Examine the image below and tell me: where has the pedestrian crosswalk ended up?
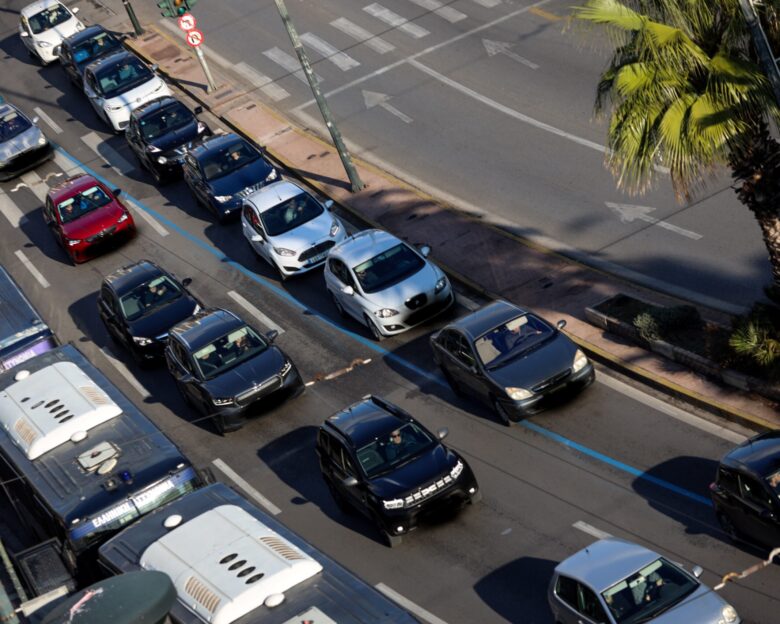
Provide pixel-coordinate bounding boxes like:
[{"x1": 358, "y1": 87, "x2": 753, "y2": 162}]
[{"x1": 364, "y1": 4, "x2": 431, "y2": 39}]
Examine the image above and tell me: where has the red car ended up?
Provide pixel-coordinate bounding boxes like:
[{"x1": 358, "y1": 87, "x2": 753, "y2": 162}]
[{"x1": 44, "y1": 174, "x2": 136, "y2": 263}]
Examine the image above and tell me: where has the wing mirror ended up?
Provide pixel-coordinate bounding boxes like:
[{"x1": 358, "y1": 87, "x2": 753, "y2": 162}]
[
  {"x1": 436, "y1": 427, "x2": 449, "y2": 440},
  {"x1": 32, "y1": 116, "x2": 40, "y2": 124},
  {"x1": 342, "y1": 476, "x2": 358, "y2": 488},
  {"x1": 20, "y1": 31, "x2": 29, "y2": 38},
  {"x1": 419, "y1": 244, "x2": 431, "y2": 258},
  {"x1": 691, "y1": 565, "x2": 703, "y2": 578},
  {"x1": 112, "y1": 188, "x2": 122, "y2": 197},
  {"x1": 341, "y1": 285, "x2": 355, "y2": 296},
  {"x1": 266, "y1": 329, "x2": 279, "y2": 342},
  {"x1": 194, "y1": 106, "x2": 203, "y2": 115},
  {"x1": 250, "y1": 234, "x2": 264, "y2": 243},
  {"x1": 324, "y1": 199, "x2": 334, "y2": 209},
  {"x1": 151, "y1": 63, "x2": 159, "y2": 72},
  {"x1": 556, "y1": 320, "x2": 567, "y2": 330},
  {"x1": 182, "y1": 277, "x2": 193, "y2": 287},
  {"x1": 72, "y1": 7, "x2": 80, "y2": 13}
]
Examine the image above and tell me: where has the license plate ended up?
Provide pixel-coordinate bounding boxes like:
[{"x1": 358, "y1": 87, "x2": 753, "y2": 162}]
[{"x1": 308, "y1": 251, "x2": 327, "y2": 265}]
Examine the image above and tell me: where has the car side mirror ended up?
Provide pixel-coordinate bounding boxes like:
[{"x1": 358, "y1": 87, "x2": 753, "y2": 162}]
[
  {"x1": 72, "y1": 6, "x2": 80, "y2": 13},
  {"x1": 342, "y1": 476, "x2": 358, "y2": 488},
  {"x1": 266, "y1": 329, "x2": 279, "y2": 342},
  {"x1": 556, "y1": 319, "x2": 567, "y2": 330},
  {"x1": 112, "y1": 188, "x2": 122, "y2": 197},
  {"x1": 436, "y1": 427, "x2": 449, "y2": 440},
  {"x1": 341, "y1": 285, "x2": 355, "y2": 296},
  {"x1": 151, "y1": 63, "x2": 159, "y2": 72},
  {"x1": 691, "y1": 565, "x2": 703, "y2": 578},
  {"x1": 419, "y1": 244, "x2": 431, "y2": 257},
  {"x1": 194, "y1": 106, "x2": 203, "y2": 115},
  {"x1": 182, "y1": 277, "x2": 193, "y2": 287},
  {"x1": 760, "y1": 508, "x2": 775, "y2": 520},
  {"x1": 20, "y1": 31, "x2": 29, "y2": 38},
  {"x1": 250, "y1": 234, "x2": 264, "y2": 242},
  {"x1": 324, "y1": 199, "x2": 334, "y2": 209}
]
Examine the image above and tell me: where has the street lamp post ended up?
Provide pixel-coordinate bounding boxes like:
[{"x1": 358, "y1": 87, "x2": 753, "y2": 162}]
[{"x1": 122, "y1": 0, "x2": 144, "y2": 37}]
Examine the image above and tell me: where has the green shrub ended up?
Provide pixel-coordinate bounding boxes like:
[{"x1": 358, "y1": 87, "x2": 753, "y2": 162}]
[
  {"x1": 633, "y1": 304, "x2": 702, "y2": 342},
  {"x1": 730, "y1": 304, "x2": 780, "y2": 369}
]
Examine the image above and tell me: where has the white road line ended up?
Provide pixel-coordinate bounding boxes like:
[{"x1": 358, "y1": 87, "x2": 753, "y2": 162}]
[
  {"x1": 300, "y1": 32, "x2": 361, "y2": 71},
  {"x1": 19, "y1": 171, "x2": 49, "y2": 204},
  {"x1": 234, "y1": 62, "x2": 290, "y2": 101},
  {"x1": 33, "y1": 107, "x2": 63, "y2": 134},
  {"x1": 471, "y1": 0, "x2": 501, "y2": 7},
  {"x1": 123, "y1": 197, "x2": 169, "y2": 237},
  {"x1": 573, "y1": 521, "x2": 613, "y2": 540},
  {"x1": 408, "y1": 0, "x2": 467, "y2": 23},
  {"x1": 53, "y1": 150, "x2": 85, "y2": 176},
  {"x1": 375, "y1": 583, "x2": 449, "y2": 624},
  {"x1": 99, "y1": 347, "x2": 151, "y2": 399},
  {"x1": 14, "y1": 250, "x2": 49, "y2": 288},
  {"x1": 0, "y1": 190, "x2": 27, "y2": 227},
  {"x1": 212, "y1": 458, "x2": 281, "y2": 515},
  {"x1": 364, "y1": 4, "x2": 431, "y2": 39},
  {"x1": 263, "y1": 47, "x2": 323, "y2": 84},
  {"x1": 456, "y1": 293, "x2": 480, "y2": 311},
  {"x1": 597, "y1": 372, "x2": 748, "y2": 443},
  {"x1": 330, "y1": 18, "x2": 395, "y2": 54},
  {"x1": 227, "y1": 290, "x2": 285, "y2": 335},
  {"x1": 81, "y1": 132, "x2": 136, "y2": 175}
]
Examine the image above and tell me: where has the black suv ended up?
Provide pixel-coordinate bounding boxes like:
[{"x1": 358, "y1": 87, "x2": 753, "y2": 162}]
[
  {"x1": 316, "y1": 396, "x2": 481, "y2": 547},
  {"x1": 710, "y1": 430, "x2": 780, "y2": 550}
]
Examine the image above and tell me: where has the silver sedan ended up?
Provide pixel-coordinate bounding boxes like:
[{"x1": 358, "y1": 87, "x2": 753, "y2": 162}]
[
  {"x1": 0, "y1": 101, "x2": 52, "y2": 181},
  {"x1": 324, "y1": 229, "x2": 453, "y2": 339}
]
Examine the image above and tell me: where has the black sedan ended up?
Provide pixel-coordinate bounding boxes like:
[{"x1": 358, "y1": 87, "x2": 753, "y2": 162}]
[
  {"x1": 316, "y1": 395, "x2": 480, "y2": 547},
  {"x1": 165, "y1": 308, "x2": 303, "y2": 434},
  {"x1": 430, "y1": 300, "x2": 595, "y2": 425},
  {"x1": 182, "y1": 133, "x2": 280, "y2": 222},
  {"x1": 98, "y1": 259, "x2": 201, "y2": 365},
  {"x1": 125, "y1": 96, "x2": 210, "y2": 184},
  {"x1": 58, "y1": 25, "x2": 123, "y2": 88}
]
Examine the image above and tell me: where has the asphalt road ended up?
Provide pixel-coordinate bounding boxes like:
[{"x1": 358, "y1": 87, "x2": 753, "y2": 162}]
[{"x1": 1, "y1": 2, "x2": 779, "y2": 623}]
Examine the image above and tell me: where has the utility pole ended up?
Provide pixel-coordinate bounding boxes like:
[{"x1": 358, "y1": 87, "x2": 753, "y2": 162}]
[
  {"x1": 272, "y1": 0, "x2": 365, "y2": 192},
  {"x1": 739, "y1": 0, "x2": 780, "y2": 105}
]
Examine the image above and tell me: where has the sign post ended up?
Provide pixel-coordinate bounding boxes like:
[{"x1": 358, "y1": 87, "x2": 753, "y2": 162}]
[{"x1": 179, "y1": 18, "x2": 216, "y2": 93}]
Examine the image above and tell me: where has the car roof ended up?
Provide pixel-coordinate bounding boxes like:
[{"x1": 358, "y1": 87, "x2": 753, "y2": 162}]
[
  {"x1": 446, "y1": 300, "x2": 528, "y2": 341},
  {"x1": 324, "y1": 397, "x2": 406, "y2": 448},
  {"x1": 245, "y1": 180, "x2": 305, "y2": 213},
  {"x1": 330, "y1": 229, "x2": 402, "y2": 267},
  {"x1": 63, "y1": 24, "x2": 107, "y2": 46},
  {"x1": 48, "y1": 173, "x2": 102, "y2": 203},
  {"x1": 555, "y1": 538, "x2": 660, "y2": 593},
  {"x1": 189, "y1": 132, "x2": 245, "y2": 159},
  {"x1": 85, "y1": 49, "x2": 138, "y2": 74},
  {"x1": 104, "y1": 260, "x2": 165, "y2": 295},
  {"x1": 21, "y1": 0, "x2": 63, "y2": 18},
  {"x1": 0, "y1": 102, "x2": 27, "y2": 121},
  {"x1": 170, "y1": 308, "x2": 242, "y2": 350},
  {"x1": 722, "y1": 431, "x2": 780, "y2": 478},
  {"x1": 130, "y1": 95, "x2": 187, "y2": 121}
]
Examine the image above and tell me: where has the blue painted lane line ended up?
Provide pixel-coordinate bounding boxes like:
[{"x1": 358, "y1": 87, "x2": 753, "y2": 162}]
[{"x1": 53, "y1": 145, "x2": 713, "y2": 510}]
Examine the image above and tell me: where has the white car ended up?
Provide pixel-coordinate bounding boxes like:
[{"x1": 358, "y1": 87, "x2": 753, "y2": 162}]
[
  {"x1": 19, "y1": 0, "x2": 83, "y2": 65},
  {"x1": 240, "y1": 180, "x2": 346, "y2": 279},
  {"x1": 83, "y1": 50, "x2": 171, "y2": 132}
]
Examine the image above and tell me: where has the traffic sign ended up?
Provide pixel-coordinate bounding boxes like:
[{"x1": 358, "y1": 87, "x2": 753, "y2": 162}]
[
  {"x1": 178, "y1": 13, "x2": 196, "y2": 31},
  {"x1": 185, "y1": 28, "x2": 204, "y2": 47}
]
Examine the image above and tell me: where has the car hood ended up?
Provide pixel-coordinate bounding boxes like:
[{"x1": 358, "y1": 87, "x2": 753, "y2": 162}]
[
  {"x1": 148, "y1": 121, "x2": 202, "y2": 153},
  {"x1": 362, "y1": 262, "x2": 441, "y2": 308},
  {"x1": 0, "y1": 126, "x2": 46, "y2": 162},
  {"x1": 369, "y1": 445, "x2": 457, "y2": 498},
  {"x1": 202, "y1": 346, "x2": 285, "y2": 397},
  {"x1": 31, "y1": 18, "x2": 82, "y2": 46},
  {"x1": 105, "y1": 76, "x2": 169, "y2": 109},
  {"x1": 650, "y1": 585, "x2": 734, "y2": 623},
  {"x1": 61, "y1": 201, "x2": 125, "y2": 239},
  {"x1": 268, "y1": 211, "x2": 333, "y2": 251},
  {"x1": 127, "y1": 295, "x2": 198, "y2": 340},
  {"x1": 487, "y1": 333, "x2": 577, "y2": 389},
  {"x1": 208, "y1": 158, "x2": 275, "y2": 197}
]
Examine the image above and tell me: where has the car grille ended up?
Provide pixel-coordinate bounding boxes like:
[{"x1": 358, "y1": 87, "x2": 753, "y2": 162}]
[
  {"x1": 235, "y1": 375, "x2": 282, "y2": 407},
  {"x1": 403, "y1": 471, "x2": 457, "y2": 507},
  {"x1": 235, "y1": 182, "x2": 265, "y2": 199},
  {"x1": 405, "y1": 293, "x2": 428, "y2": 310},
  {"x1": 532, "y1": 369, "x2": 572, "y2": 393},
  {"x1": 405, "y1": 293, "x2": 452, "y2": 327},
  {"x1": 87, "y1": 225, "x2": 117, "y2": 243},
  {"x1": 299, "y1": 240, "x2": 335, "y2": 262}
]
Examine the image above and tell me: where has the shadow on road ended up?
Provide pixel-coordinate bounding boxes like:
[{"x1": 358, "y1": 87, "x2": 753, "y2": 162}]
[{"x1": 474, "y1": 556, "x2": 557, "y2": 623}]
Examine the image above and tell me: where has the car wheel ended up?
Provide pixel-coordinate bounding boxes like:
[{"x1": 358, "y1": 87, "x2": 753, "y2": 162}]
[
  {"x1": 442, "y1": 368, "x2": 465, "y2": 398},
  {"x1": 492, "y1": 397, "x2": 513, "y2": 426},
  {"x1": 717, "y1": 512, "x2": 740, "y2": 542},
  {"x1": 364, "y1": 314, "x2": 384, "y2": 341},
  {"x1": 330, "y1": 291, "x2": 346, "y2": 317}
]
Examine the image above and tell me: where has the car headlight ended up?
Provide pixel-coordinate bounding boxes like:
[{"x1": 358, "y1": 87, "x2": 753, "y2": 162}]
[
  {"x1": 117, "y1": 212, "x2": 130, "y2": 223},
  {"x1": 37, "y1": 135, "x2": 47, "y2": 146},
  {"x1": 450, "y1": 460, "x2": 464, "y2": 480},
  {"x1": 280, "y1": 360, "x2": 292, "y2": 376},
  {"x1": 214, "y1": 195, "x2": 233, "y2": 203},
  {"x1": 434, "y1": 276, "x2": 448, "y2": 293},
  {"x1": 382, "y1": 498, "x2": 404, "y2": 510},
  {"x1": 329, "y1": 219, "x2": 340, "y2": 237},
  {"x1": 720, "y1": 605, "x2": 738, "y2": 624},
  {"x1": 505, "y1": 387, "x2": 533, "y2": 400},
  {"x1": 157, "y1": 156, "x2": 168, "y2": 164},
  {"x1": 212, "y1": 397, "x2": 235, "y2": 406},
  {"x1": 132, "y1": 336, "x2": 153, "y2": 346},
  {"x1": 67, "y1": 239, "x2": 81, "y2": 246},
  {"x1": 374, "y1": 308, "x2": 399, "y2": 318},
  {"x1": 36, "y1": 41, "x2": 52, "y2": 48},
  {"x1": 273, "y1": 247, "x2": 296, "y2": 257},
  {"x1": 146, "y1": 145, "x2": 162, "y2": 153},
  {"x1": 265, "y1": 169, "x2": 278, "y2": 182},
  {"x1": 572, "y1": 349, "x2": 589, "y2": 373}
]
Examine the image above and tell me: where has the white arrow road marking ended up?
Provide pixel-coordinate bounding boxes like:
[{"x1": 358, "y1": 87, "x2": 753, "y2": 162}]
[
  {"x1": 14, "y1": 250, "x2": 49, "y2": 288},
  {"x1": 375, "y1": 584, "x2": 449, "y2": 624},
  {"x1": 0, "y1": 190, "x2": 27, "y2": 227},
  {"x1": 81, "y1": 132, "x2": 136, "y2": 176},
  {"x1": 227, "y1": 290, "x2": 285, "y2": 335},
  {"x1": 482, "y1": 38, "x2": 538, "y2": 69},
  {"x1": 33, "y1": 107, "x2": 62, "y2": 134},
  {"x1": 212, "y1": 459, "x2": 281, "y2": 515},
  {"x1": 300, "y1": 32, "x2": 360, "y2": 71},
  {"x1": 606, "y1": 202, "x2": 702, "y2": 240},
  {"x1": 19, "y1": 171, "x2": 49, "y2": 204},
  {"x1": 408, "y1": 0, "x2": 467, "y2": 23},
  {"x1": 331, "y1": 18, "x2": 395, "y2": 54},
  {"x1": 362, "y1": 90, "x2": 413, "y2": 123},
  {"x1": 364, "y1": 4, "x2": 430, "y2": 38},
  {"x1": 263, "y1": 47, "x2": 323, "y2": 84}
]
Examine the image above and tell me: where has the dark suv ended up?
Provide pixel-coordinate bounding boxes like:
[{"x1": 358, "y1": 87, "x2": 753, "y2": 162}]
[
  {"x1": 316, "y1": 395, "x2": 481, "y2": 547},
  {"x1": 710, "y1": 430, "x2": 780, "y2": 550}
]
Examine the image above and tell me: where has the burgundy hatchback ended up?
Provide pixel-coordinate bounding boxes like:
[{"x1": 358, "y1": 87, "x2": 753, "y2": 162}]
[{"x1": 44, "y1": 174, "x2": 135, "y2": 263}]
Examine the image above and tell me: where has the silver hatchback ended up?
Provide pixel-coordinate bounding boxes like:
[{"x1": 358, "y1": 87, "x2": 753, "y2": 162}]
[
  {"x1": 324, "y1": 229, "x2": 453, "y2": 339},
  {"x1": 0, "y1": 101, "x2": 52, "y2": 181},
  {"x1": 548, "y1": 538, "x2": 739, "y2": 624}
]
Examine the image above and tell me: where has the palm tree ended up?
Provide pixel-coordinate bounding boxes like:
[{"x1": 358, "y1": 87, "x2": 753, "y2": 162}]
[{"x1": 572, "y1": 0, "x2": 780, "y2": 300}]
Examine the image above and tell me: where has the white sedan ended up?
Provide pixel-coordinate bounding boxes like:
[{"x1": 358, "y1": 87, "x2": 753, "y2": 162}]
[
  {"x1": 240, "y1": 180, "x2": 346, "y2": 279},
  {"x1": 19, "y1": 0, "x2": 83, "y2": 65}
]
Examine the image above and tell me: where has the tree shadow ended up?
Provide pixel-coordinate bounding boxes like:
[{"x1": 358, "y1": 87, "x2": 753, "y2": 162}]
[{"x1": 474, "y1": 556, "x2": 557, "y2": 623}]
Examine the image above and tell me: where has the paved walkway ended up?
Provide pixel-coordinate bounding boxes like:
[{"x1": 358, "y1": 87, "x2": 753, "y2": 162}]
[{"x1": 117, "y1": 21, "x2": 778, "y2": 431}]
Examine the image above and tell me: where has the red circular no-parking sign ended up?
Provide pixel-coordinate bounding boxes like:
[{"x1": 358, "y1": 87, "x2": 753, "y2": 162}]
[
  {"x1": 178, "y1": 13, "x2": 196, "y2": 31},
  {"x1": 185, "y1": 29, "x2": 204, "y2": 48}
]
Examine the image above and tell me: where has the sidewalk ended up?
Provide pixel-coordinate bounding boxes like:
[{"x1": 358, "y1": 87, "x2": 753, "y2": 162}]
[{"x1": 117, "y1": 20, "x2": 778, "y2": 431}]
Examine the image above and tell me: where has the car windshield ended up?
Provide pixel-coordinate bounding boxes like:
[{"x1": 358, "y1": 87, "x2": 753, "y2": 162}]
[
  {"x1": 193, "y1": 325, "x2": 267, "y2": 379},
  {"x1": 356, "y1": 422, "x2": 436, "y2": 478},
  {"x1": 139, "y1": 102, "x2": 193, "y2": 140},
  {"x1": 28, "y1": 5, "x2": 72, "y2": 34},
  {"x1": 72, "y1": 31, "x2": 121, "y2": 67},
  {"x1": 601, "y1": 558, "x2": 699, "y2": 624},
  {"x1": 352, "y1": 243, "x2": 425, "y2": 294},
  {"x1": 199, "y1": 141, "x2": 259, "y2": 180},
  {"x1": 0, "y1": 110, "x2": 32, "y2": 142},
  {"x1": 475, "y1": 313, "x2": 553, "y2": 369},
  {"x1": 119, "y1": 275, "x2": 183, "y2": 321},
  {"x1": 260, "y1": 192, "x2": 323, "y2": 236},
  {"x1": 57, "y1": 185, "x2": 112, "y2": 223},
  {"x1": 96, "y1": 58, "x2": 153, "y2": 99}
]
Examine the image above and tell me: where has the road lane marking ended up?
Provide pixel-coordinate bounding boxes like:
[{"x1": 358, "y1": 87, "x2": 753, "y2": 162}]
[
  {"x1": 0, "y1": 190, "x2": 27, "y2": 227},
  {"x1": 33, "y1": 107, "x2": 63, "y2": 134},
  {"x1": 14, "y1": 250, "x2": 49, "y2": 288},
  {"x1": 212, "y1": 458, "x2": 281, "y2": 515},
  {"x1": 330, "y1": 18, "x2": 395, "y2": 54},
  {"x1": 408, "y1": 0, "x2": 467, "y2": 22},
  {"x1": 300, "y1": 33, "x2": 360, "y2": 71},
  {"x1": 471, "y1": 0, "x2": 501, "y2": 6},
  {"x1": 362, "y1": 90, "x2": 413, "y2": 123},
  {"x1": 234, "y1": 62, "x2": 290, "y2": 101},
  {"x1": 123, "y1": 197, "x2": 169, "y2": 237},
  {"x1": 227, "y1": 290, "x2": 285, "y2": 334},
  {"x1": 573, "y1": 521, "x2": 613, "y2": 540},
  {"x1": 81, "y1": 132, "x2": 136, "y2": 175},
  {"x1": 364, "y1": 4, "x2": 431, "y2": 38},
  {"x1": 263, "y1": 47, "x2": 323, "y2": 84},
  {"x1": 606, "y1": 202, "x2": 702, "y2": 240},
  {"x1": 456, "y1": 293, "x2": 480, "y2": 311},
  {"x1": 375, "y1": 583, "x2": 449, "y2": 624},
  {"x1": 482, "y1": 38, "x2": 539, "y2": 70},
  {"x1": 53, "y1": 149, "x2": 85, "y2": 176},
  {"x1": 98, "y1": 347, "x2": 151, "y2": 399},
  {"x1": 530, "y1": 6, "x2": 562, "y2": 20},
  {"x1": 19, "y1": 171, "x2": 49, "y2": 204}
]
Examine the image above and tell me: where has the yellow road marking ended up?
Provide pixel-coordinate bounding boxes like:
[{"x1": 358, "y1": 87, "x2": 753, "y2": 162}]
[{"x1": 530, "y1": 6, "x2": 563, "y2": 21}]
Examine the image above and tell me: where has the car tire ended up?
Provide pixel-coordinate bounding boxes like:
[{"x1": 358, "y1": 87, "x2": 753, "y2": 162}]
[
  {"x1": 330, "y1": 291, "x2": 346, "y2": 317},
  {"x1": 717, "y1": 512, "x2": 740, "y2": 542},
  {"x1": 492, "y1": 397, "x2": 513, "y2": 426},
  {"x1": 381, "y1": 529, "x2": 403, "y2": 548},
  {"x1": 364, "y1": 314, "x2": 384, "y2": 341}
]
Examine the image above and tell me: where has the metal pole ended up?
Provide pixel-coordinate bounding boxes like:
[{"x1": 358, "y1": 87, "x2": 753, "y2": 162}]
[
  {"x1": 272, "y1": 0, "x2": 365, "y2": 191},
  {"x1": 739, "y1": 0, "x2": 780, "y2": 106},
  {"x1": 122, "y1": 0, "x2": 144, "y2": 37},
  {"x1": 195, "y1": 46, "x2": 217, "y2": 93}
]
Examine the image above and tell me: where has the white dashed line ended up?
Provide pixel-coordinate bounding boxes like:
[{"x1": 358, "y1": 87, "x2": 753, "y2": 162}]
[
  {"x1": 123, "y1": 197, "x2": 170, "y2": 237},
  {"x1": 81, "y1": 131, "x2": 136, "y2": 175},
  {"x1": 33, "y1": 107, "x2": 63, "y2": 134},
  {"x1": 263, "y1": 47, "x2": 323, "y2": 84},
  {"x1": 456, "y1": 293, "x2": 481, "y2": 311},
  {"x1": 234, "y1": 62, "x2": 290, "y2": 102},
  {"x1": 375, "y1": 583, "x2": 449, "y2": 624},
  {"x1": 212, "y1": 458, "x2": 281, "y2": 515},
  {"x1": 300, "y1": 33, "x2": 360, "y2": 71},
  {"x1": 227, "y1": 290, "x2": 285, "y2": 335},
  {"x1": 53, "y1": 150, "x2": 85, "y2": 176},
  {"x1": 471, "y1": 0, "x2": 501, "y2": 7},
  {"x1": 364, "y1": 4, "x2": 431, "y2": 38},
  {"x1": 0, "y1": 190, "x2": 27, "y2": 227},
  {"x1": 573, "y1": 521, "x2": 613, "y2": 540},
  {"x1": 98, "y1": 347, "x2": 151, "y2": 399},
  {"x1": 330, "y1": 18, "x2": 395, "y2": 54},
  {"x1": 19, "y1": 171, "x2": 49, "y2": 204},
  {"x1": 14, "y1": 250, "x2": 49, "y2": 288},
  {"x1": 407, "y1": 0, "x2": 467, "y2": 23}
]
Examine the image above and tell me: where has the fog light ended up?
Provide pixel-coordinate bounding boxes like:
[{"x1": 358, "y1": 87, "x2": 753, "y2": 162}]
[
  {"x1": 396, "y1": 526, "x2": 404, "y2": 534},
  {"x1": 468, "y1": 487, "x2": 476, "y2": 494}
]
